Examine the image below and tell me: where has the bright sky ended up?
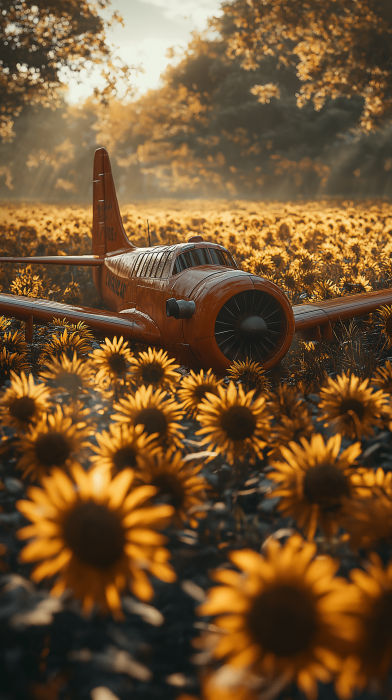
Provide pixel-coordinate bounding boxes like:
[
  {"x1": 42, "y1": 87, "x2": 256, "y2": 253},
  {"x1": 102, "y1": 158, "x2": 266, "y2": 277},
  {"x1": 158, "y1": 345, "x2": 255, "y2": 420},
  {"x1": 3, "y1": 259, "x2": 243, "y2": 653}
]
[{"x1": 63, "y1": 0, "x2": 224, "y2": 103}]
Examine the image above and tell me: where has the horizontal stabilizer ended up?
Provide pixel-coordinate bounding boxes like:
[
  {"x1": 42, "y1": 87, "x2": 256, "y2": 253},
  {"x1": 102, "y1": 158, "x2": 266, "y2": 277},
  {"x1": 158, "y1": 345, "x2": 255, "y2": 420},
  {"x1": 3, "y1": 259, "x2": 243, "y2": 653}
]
[{"x1": 0, "y1": 256, "x2": 104, "y2": 266}]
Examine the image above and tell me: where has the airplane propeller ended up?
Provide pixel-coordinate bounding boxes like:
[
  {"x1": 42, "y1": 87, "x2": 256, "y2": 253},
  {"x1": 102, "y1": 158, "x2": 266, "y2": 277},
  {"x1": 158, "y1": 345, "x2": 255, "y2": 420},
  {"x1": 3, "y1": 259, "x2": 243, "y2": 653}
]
[{"x1": 214, "y1": 288, "x2": 288, "y2": 365}]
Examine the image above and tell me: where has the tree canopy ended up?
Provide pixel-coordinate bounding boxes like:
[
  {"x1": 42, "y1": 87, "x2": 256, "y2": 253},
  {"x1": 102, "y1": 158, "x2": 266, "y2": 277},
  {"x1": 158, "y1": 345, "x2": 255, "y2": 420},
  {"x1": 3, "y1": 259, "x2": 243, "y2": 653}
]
[
  {"x1": 0, "y1": 0, "x2": 131, "y2": 142},
  {"x1": 221, "y1": 0, "x2": 392, "y2": 132},
  {"x1": 2, "y1": 7, "x2": 392, "y2": 200},
  {"x1": 95, "y1": 26, "x2": 363, "y2": 198}
]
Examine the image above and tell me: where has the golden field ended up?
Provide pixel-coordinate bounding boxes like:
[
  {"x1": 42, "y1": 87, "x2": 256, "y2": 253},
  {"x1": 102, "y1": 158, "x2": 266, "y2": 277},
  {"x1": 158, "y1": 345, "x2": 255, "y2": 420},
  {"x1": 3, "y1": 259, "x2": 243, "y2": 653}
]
[
  {"x1": 2, "y1": 199, "x2": 392, "y2": 307},
  {"x1": 2, "y1": 201, "x2": 392, "y2": 700}
]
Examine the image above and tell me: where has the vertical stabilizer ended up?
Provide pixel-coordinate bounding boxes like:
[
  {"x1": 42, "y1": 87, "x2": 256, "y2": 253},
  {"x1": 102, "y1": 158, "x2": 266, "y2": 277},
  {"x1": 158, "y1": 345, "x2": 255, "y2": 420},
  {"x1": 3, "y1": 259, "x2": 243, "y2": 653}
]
[{"x1": 92, "y1": 147, "x2": 135, "y2": 256}]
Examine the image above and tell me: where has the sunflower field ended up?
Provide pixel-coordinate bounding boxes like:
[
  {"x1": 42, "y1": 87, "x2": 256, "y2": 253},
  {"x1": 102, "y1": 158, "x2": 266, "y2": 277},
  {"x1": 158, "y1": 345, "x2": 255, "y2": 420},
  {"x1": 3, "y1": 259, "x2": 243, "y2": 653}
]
[{"x1": 3, "y1": 200, "x2": 392, "y2": 700}]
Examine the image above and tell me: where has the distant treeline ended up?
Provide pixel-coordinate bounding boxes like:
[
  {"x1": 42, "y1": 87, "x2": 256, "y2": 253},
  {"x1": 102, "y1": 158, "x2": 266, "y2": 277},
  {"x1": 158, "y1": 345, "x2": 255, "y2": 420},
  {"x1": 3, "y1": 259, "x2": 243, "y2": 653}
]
[{"x1": 1, "y1": 12, "x2": 392, "y2": 202}]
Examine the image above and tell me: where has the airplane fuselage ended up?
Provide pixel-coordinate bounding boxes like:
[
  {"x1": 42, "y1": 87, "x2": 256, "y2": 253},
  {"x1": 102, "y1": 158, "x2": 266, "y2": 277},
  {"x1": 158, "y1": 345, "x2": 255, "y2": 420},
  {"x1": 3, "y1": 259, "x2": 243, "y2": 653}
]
[{"x1": 96, "y1": 239, "x2": 259, "y2": 369}]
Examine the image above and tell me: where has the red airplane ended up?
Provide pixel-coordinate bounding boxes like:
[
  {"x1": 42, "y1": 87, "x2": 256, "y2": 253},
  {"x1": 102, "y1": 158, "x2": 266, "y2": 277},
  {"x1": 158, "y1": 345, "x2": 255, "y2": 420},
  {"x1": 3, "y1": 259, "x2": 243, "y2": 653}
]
[{"x1": 1, "y1": 147, "x2": 392, "y2": 374}]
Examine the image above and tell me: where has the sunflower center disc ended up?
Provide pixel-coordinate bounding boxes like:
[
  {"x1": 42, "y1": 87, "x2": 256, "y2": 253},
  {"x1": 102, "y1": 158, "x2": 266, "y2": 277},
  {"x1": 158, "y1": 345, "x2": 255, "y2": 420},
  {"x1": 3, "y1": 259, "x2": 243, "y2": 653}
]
[
  {"x1": 237, "y1": 316, "x2": 268, "y2": 342},
  {"x1": 64, "y1": 501, "x2": 125, "y2": 569},
  {"x1": 303, "y1": 463, "x2": 350, "y2": 509},
  {"x1": 367, "y1": 590, "x2": 392, "y2": 656},
  {"x1": 142, "y1": 365, "x2": 164, "y2": 384},
  {"x1": 113, "y1": 446, "x2": 137, "y2": 469},
  {"x1": 194, "y1": 384, "x2": 216, "y2": 401},
  {"x1": 56, "y1": 372, "x2": 81, "y2": 393},
  {"x1": 339, "y1": 398, "x2": 366, "y2": 420},
  {"x1": 10, "y1": 396, "x2": 36, "y2": 421},
  {"x1": 221, "y1": 405, "x2": 256, "y2": 441},
  {"x1": 35, "y1": 431, "x2": 72, "y2": 467},
  {"x1": 136, "y1": 407, "x2": 167, "y2": 436},
  {"x1": 153, "y1": 473, "x2": 184, "y2": 510},
  {"x1": 108, "y1": 353, "x2": 127, "y2": 375},
  {"x1": 248, "y1": 584, "x2": 317, "y2": 656}
]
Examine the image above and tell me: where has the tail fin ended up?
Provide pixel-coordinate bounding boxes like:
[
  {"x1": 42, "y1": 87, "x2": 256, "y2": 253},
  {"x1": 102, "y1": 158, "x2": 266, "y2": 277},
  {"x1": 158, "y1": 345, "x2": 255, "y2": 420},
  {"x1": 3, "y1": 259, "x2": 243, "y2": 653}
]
[{"x1": 92, "y1": 147, "x2": 135, "y2": 256}]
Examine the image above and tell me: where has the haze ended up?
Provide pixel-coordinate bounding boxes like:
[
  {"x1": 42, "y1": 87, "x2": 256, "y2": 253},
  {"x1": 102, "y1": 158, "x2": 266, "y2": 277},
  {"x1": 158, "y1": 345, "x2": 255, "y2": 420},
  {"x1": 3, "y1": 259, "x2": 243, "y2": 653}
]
[{"x1": 62, "y1": 0, "x2": 224, "y2": 102}]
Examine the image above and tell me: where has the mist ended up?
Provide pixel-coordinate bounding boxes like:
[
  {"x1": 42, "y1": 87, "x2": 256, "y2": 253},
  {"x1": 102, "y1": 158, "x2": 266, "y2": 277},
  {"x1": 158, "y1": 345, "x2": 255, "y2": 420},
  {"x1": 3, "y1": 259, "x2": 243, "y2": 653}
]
[{"x1": 1, "y1": 12, "x2": 392, "y2": 203}]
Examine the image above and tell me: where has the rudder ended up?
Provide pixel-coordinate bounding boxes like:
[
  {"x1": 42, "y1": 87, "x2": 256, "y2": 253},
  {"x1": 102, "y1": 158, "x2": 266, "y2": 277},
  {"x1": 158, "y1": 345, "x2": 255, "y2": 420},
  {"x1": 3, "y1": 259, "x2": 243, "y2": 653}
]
[{"x1": 92, "y1": 147, "x2": 135, "y2": 256}]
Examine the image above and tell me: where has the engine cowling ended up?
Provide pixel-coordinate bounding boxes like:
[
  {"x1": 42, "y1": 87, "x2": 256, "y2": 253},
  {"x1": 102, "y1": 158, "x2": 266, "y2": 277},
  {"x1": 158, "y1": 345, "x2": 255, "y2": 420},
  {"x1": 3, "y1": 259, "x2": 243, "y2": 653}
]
[{"x1": 182, "y1": 271, "x2": 295, "y2": 375}]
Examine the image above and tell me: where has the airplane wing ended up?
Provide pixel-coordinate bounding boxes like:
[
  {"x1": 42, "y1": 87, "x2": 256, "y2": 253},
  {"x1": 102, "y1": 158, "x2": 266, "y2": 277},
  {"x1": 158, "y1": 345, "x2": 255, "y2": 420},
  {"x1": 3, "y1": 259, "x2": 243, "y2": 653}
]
[
  {"x1": 293, "y1": 287, "x2": 392, "y2": 341},
  {"x1": 0, "y1": 256, "x2": 104, "y2": 266},
  {"x1": 0, "y1": 293, "x2": 162, "y2": 346}
]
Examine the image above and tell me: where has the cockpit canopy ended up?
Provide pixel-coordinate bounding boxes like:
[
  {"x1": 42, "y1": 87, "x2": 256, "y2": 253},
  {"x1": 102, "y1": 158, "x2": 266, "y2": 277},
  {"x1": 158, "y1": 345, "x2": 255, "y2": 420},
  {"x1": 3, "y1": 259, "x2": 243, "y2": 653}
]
[{"x1": 173, "y1": 246, "x2": 237, "y2": 275}]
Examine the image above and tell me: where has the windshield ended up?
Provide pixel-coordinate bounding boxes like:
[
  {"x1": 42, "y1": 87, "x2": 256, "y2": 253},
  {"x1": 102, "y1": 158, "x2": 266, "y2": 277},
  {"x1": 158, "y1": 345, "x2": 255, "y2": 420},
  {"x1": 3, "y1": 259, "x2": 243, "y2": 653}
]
[{"x1": 173, "y1": 247, "x2": 237, "y2": 275}]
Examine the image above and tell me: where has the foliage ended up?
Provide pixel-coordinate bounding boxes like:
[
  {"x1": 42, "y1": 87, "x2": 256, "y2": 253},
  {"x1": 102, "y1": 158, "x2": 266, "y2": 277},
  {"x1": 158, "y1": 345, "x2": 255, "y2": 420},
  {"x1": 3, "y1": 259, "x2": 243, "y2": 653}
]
[
  {"x1": 221, "y1": 0, "x2": 392, "y2": 132},
  {"x1": 3, "y1": 14, "x2": 392, "y2": 199},
  {"x1": 0, "y1": 0, "x2": 132, "y2": 143}
]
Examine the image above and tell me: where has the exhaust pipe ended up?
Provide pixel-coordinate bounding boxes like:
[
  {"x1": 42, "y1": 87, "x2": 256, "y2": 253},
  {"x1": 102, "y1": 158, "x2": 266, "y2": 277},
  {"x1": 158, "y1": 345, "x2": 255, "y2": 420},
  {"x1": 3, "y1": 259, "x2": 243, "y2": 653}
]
[{"x1": 166, "y1": 298, "x2": 196, "y2": 319}]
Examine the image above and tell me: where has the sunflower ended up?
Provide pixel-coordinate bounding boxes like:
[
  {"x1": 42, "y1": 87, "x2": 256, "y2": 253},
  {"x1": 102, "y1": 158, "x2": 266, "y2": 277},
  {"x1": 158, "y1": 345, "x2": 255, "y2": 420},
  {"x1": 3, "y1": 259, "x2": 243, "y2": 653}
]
[
  {"x1": 62, "y1": 281, "x2": 83, "y2": 305},
  {"x1": 267, "y1": 434, "x2": 362, "y2": 539},
  {"x1": 375, "y1": 305, "x2": 392, "y2": 348},
  {"x1": 266, "y1": 245, "x2": 289, "y2": 271},
  {"x1": 128, "y1": 347, "x2": 180, "y2": 391},
  {"x1": 372, "y1": 360, "x2": 392, "y2": 394},
  {"x1": 39, "y1": 352, "x2": 93, "y2": 399},
  {"x1": 338, "y1": 277, "x2": 353, "y2": 296},
  {"x1": 320, "y1": 242, "x2": 340, "y2": 263},
  {"x1": 293, "y1": 251, "x2": 321, "y2": 274},
  {"x1": 227, "y1": 359, "x2": 271, "y2": 394},
  {"x1": 40, "y1": 330, "x2": 91, "y2": 365},
  {"x1": 380, "y1": 243, "x2": 392, "y2": 267},
  {"x1": 16, "y1": 406, "x2": 90, "y2": 482},
  {"x1": 358, "y1": 255, "x2": 381, "y2": 277},
  {"x1": 267, "y1": 383, "x2": 308, "y2": 422},
  {"x1": 350, "y1": 275, "x2": 372, "y2": 294},
  {"x1": 0, "y1": 371, "x2": 52, "y2": 432},
  {"x1": 0, "y1": 349, "x2": 30, "y2": 379},
  {"x1": 16, "y1": 464, "x2": 176, "y2": 618},
  {"x1": 346, "y1": 237, "x2": 361, "y2": 258},
  {"x1": 318, "y1": 373, "x2": 388, "y2": 440},
  {"x1": 52, "y1": 317, "x2": 94, "y2": 342},
  {"x1": 340, "y1": 554, "x2": 392, "y2": 690},
  {"x1": 90, "y1": 423, "x2": 160, "y2": 474},
  {"x1": 113, "y1": 384, "x2": 184, "y2": 448},
  {"x1": 62, "y1": 400, "x2": 94, "y2": 431},
  {"x1": 0, "y1": 330, "x2": 28, "y2": 355},
  {"x1": 340, "y1": 469, "x2": 392, "y2": 550},
  {"x1": 312, "y1": 279, "x2": 340, "y2": 301},
  {"x1": 267, "y1": 411, "x2": 314, "y2": 462},
  {"x1": 0, "y1": 316, "x2": 11, "y2": 332},
  {"x1": 177, "y1": 671, "x2": 261, "y2": 700},
  {"x1": 88, "y1": 336, "x2": 133, "y2": 392},
  {"x1": 242, "y1": 253, "x2": 272, "y2": 277},
  {"x1": 280, "y1": 270, "x2": 298, "y2": 293},
  {"x1": 134, "y1": 447, "x2": 210, "y2": 528},
  {"x1": 10, "y1": 267, "x2": 44, "y2": 298},
  {"x1": 197, "y1": 534, "x2": 358, "y2": 700},
  {"x1": 178, "y1": 369, "x2": 222, "y2": 419},
  {"x1": 196, "y1": 382, "x2": 271, "y2": 465},
  {"x1": 297, "y1": 270, "x2": 319, "y2": 293}
]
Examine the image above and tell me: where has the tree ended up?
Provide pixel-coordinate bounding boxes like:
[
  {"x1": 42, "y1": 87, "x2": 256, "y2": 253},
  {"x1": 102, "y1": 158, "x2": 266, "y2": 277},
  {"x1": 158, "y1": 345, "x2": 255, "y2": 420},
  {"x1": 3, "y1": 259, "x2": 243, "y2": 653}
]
[
  {"x1": 221, "y1": 0, "x2": 392, "y2": 132},
  {"x1": 97, "y1": 26, "x2": 363, "y2": 198},
  {"x1": 0, "y1": 0, "x2": 132, "y2": 142},
  {"x1": 3, "y1": 10, "x2": 392, "y2": 200}
]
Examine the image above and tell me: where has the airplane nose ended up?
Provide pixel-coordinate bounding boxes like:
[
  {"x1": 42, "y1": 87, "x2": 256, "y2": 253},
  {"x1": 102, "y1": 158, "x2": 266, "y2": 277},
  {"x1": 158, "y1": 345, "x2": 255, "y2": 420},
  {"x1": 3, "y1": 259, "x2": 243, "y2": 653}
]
[{"x1": 237, "y1": 315, "x2": 268, "y2": 341}]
